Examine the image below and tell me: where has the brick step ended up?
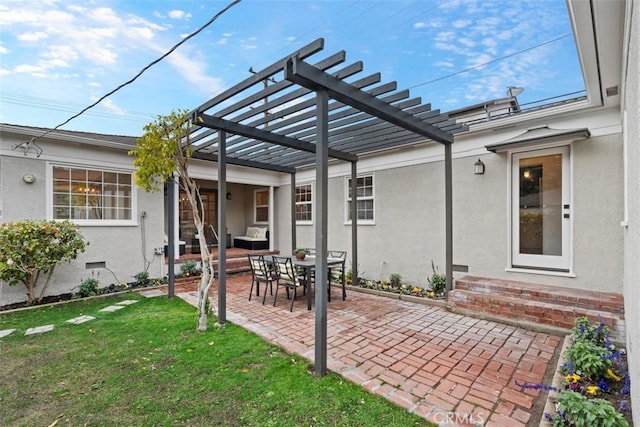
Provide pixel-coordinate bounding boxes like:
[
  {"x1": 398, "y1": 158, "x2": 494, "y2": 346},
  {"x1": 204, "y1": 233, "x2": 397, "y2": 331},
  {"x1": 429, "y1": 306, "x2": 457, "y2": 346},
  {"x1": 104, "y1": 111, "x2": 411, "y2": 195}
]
[{"x1": 455, "y1": 276, "x2": 624, "y2": 314}]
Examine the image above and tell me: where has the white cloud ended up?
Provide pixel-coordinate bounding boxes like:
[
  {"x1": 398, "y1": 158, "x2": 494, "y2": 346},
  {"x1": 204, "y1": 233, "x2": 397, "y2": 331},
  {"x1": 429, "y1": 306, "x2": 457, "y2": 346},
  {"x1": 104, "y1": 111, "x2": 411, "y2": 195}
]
[
  {"x1": 93, "y1": 97, "x2": 125, "y2": 115},
  {"x1": 458, "y1": 37, "x2": 476, "y2": 48},
  {"x1": 17, "y1": 31, "x2": 48, "y2": 42},
  {"x1": 0, "y1": 45, "x2": 9, "y2": 54},
  {"x1": 452, "y1": 19, "x2": 471, "y2": 29},
  {"x1": 0, "y1": 68, "x2": 10, "y2": 76},
  {"x1": 216, "y1": 38, "x2": 228, "y2": 45},
  {"x1": 88, "y1": 7, "x2": 121, "y2": 26},
  {"x1": 14, "y1": 64, "x2": 44, "y2": 74},
  {"x1": 435, "y1": 60, "x2": 454, "y2": 68},
  {"x1": 168, "y1": 10, "x2": 191, "y2": 20},
  {"x1": 414, "y1": 22, "x2": 426, "y2": 29},
  {"x1": 162, "y1": 49, "x2": 225, "y2": 94}
]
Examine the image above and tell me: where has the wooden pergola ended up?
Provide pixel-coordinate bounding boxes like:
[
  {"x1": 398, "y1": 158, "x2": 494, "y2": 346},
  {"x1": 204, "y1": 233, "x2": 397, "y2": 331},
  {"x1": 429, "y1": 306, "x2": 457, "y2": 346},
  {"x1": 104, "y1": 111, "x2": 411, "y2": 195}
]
[{"x1": 167, "y1": 38, "x2": 466, "y2": 375}]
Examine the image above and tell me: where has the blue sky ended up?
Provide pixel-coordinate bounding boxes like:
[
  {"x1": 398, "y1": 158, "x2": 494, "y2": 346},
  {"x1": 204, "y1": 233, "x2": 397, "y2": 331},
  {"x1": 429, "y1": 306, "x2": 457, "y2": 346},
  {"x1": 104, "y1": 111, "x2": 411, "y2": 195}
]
[{"x1": 0, "y1": 0, "x2": 584, "y2": 136}]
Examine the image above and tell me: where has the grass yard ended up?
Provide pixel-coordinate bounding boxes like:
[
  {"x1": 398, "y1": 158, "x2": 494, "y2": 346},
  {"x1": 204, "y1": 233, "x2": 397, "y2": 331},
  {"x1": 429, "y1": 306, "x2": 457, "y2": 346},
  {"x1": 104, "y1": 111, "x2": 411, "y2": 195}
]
[{"x1": 0, "y1": 293, "x2": 434, "y2": 427}]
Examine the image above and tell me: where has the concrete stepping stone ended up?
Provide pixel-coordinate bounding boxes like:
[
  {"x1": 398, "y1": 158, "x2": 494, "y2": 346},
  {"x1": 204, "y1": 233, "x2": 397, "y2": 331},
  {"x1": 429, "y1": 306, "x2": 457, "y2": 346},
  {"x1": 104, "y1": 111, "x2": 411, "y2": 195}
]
[
  {"x1": 115, "y1": 300, "x2": 138, "y2": 306},
  {"x1": 0, "y1": 329, "x2": 16, "y2": 338},
  {"x1": 66, "y1": 315, "x2": 96, "y2": 325},
  {"x1": 99, "y1": 305, "x2": 125, "y2": 313},
  {"x1": 25, "y1": 325, "x2": 54, "y2": 336},
  {"x1": 140, "y1": 290, "x2": 164, "y2": 298}
]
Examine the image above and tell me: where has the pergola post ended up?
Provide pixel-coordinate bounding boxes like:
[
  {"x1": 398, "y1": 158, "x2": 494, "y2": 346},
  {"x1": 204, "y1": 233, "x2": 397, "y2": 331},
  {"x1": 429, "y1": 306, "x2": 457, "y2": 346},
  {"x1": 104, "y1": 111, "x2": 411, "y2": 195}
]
[
  {"x1": 351, "y1": 161, "x2": 358, "y2": 286},
  {"x1": 314, "y1": 89, "x2": 329, "y2": 376},
  {"x1": 291, "y1": 173, "x2": 296, "y2": 252},
  {"x1": 445, "y1": 143, "x2": 453, "y2": 292},
  {"x1": 218, "y1": 130, "x2": 227, "y2": 324}
]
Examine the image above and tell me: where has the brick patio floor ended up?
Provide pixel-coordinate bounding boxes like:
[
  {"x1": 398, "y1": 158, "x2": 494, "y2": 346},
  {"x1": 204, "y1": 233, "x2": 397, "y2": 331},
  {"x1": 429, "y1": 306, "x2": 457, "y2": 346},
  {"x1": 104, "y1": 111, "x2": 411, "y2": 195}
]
[{"x1": 173, "y1": 274, "x2": 562, "y2": 427}]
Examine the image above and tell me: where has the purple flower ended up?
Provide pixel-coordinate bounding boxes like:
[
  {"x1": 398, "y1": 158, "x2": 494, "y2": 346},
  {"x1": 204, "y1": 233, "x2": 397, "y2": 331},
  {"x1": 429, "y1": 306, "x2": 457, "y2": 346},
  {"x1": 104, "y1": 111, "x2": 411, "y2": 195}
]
[
  {"x1": 619, "y1": 400, "x2": 628, "y2": 412},
  {"x1": 621, "y1": 375, "x2": 631, "y2": 395},
  {"x1": 597, "y1": 380, "x2": 609, "y2": 393}
]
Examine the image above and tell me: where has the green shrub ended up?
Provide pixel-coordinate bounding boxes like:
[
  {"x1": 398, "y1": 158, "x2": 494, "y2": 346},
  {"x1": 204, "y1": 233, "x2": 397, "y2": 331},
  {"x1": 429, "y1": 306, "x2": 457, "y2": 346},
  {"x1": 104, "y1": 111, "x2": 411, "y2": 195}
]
[
  {"x1": 572, "y1": 316, "x2": 610, "y2": 347},
  {"x1": 552, "y1": 390, "x2": 628, "y2": 427},
  {"x1": 427, "y1": 260, "x2": 446, "y2": 295},
  {"x1": 389, "y1": 273, "x2": 402, "y2": 287},
  {"x1": 179, "y1": 260, "x2": 201, "y2": 277},
  {"x1": 77, "y1": 273, "x2": 100, "y2": 298},
  {"x1": 565, "y1": 340, "x2": 612, "y2": 380},
  {"x1": 0, "y1": 219, "x2": 87, "y2": 304},
  {"x1": 133, "y1": 271, "x2": 151, "y2": 287}
]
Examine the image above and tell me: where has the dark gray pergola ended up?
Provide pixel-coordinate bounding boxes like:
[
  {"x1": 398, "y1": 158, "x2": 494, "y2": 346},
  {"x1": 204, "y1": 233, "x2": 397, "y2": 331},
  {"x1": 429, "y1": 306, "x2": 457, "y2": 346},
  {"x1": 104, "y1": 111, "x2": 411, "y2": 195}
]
[{"x1": 167, "y1": 38, "x2": 466, "y2": 375}]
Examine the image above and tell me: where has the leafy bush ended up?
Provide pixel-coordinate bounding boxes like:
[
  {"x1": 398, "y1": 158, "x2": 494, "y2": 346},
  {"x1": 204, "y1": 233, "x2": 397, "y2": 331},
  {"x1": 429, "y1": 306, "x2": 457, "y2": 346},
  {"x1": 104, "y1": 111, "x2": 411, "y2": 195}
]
[
  {"x1": 389, "y1": 273, "x2": 402, "y2": 287},
  {"x1": 77, "y1": 274, "x2": 100, "y2": 298},
  {"x1": 572, "y1": 317, "x2": 610, "y2": 347},
  {"x1": 565, "y1": 340, "x2": 612, "y2": 380},
  {"x1": 427, "y1": 260, "x2": 446, "y2": 295},
  {"x1": 0, "y1": 220, "x2": 87, "y2": 304},
  {"x1": 551, "y1": 390, "x2": 628, "y2": 427},
  {"x1": 133, "y1": 271, "x2": 151, "y2": 287},
  {"x1": 179, "y1": 260, "x2": 201, "y2": 277}
]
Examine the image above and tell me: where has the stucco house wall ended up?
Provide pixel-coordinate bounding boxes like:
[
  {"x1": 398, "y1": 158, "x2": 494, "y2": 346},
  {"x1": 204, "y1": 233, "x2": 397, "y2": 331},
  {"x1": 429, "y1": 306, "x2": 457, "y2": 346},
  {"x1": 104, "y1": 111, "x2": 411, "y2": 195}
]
[
  {"x1": 622, "y1": 0, "x2": 639, "y2": 423},
  {"x1": 282, "y1": 115, "x2": 624, "y2": 293},
  {"x1": 0, "y1": 128, "x2": 165, "y2": 306}
]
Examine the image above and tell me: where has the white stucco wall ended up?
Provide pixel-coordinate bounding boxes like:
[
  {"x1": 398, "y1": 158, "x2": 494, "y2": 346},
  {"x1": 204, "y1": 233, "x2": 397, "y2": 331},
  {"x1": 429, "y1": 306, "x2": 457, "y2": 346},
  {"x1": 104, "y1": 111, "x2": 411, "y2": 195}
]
[
  {"x1": 0, "y1": 136, "x2": 165, "y2": 306},
  {"x1": 278, "y1": 113, "x2": 624, "y2": 293},
  {"x1": 622, "y1": 1, "x2": 640, "y2": 423}
]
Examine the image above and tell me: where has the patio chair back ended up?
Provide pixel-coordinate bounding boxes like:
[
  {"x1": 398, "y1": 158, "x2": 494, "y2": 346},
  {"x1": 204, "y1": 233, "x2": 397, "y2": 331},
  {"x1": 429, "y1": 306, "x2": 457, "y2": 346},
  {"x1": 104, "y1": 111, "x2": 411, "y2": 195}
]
[
  {"x1": 272, "y1": 256, "x2": 306, "y2": 311},
  {"x1": 247, "y1": 254, "x2": 277, "y2": 304}
]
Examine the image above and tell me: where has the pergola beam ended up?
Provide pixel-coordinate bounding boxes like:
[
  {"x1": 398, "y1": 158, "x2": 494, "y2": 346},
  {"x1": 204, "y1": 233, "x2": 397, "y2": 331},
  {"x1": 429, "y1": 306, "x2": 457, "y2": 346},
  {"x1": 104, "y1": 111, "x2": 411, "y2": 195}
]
[
  {"x1": 285, "y1": 57, "x2": 454, "y2": 145},
  {"x1": 194, "y1": 113, "x2": 357, "y2": 163}
]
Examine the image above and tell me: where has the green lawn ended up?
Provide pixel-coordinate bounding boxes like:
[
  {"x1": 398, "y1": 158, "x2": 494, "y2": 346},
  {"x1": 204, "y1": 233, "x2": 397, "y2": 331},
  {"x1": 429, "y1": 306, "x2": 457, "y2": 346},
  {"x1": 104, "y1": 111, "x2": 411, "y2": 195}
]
[{"x1": 0, "y1": 293, "x2": 434, "y2": 426}]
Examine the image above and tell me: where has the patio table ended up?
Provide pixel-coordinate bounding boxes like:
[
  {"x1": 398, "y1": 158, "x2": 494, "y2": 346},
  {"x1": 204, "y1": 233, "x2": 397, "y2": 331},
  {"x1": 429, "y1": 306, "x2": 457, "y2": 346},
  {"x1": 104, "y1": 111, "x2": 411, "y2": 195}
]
[{"x1": 265, "y1": 256, "x2": 344, "y2": 310}]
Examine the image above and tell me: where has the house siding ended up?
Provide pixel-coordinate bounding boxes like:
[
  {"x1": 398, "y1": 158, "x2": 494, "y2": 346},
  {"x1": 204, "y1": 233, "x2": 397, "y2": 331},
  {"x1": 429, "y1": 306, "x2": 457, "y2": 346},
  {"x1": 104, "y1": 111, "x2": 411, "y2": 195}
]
[
  {"x1": 622, "y1": 1, "x2": 640, "y2": 423},
  {"x1": 282, "y1": 130, "x2": 623, "y2": 293},
  {"x1": 0, "y1": 132, "x2": 165, "y2": 306}
]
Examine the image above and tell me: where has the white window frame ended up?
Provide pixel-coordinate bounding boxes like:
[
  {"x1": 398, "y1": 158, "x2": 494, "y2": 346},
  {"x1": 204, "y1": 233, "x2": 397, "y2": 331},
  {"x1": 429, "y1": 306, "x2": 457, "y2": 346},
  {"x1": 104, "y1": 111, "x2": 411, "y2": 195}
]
[
  {"x1": 254, "y1": 188, "x2": 269, "y2": 224},
  {"x1": 345, "y1": 174, "x2": 375, "y2": 225},
  {"x1": 295, "y1": 182, "x2": 313, "y2": 225},
  {"x1": 47, "y1": 163, "x2": 137, "y2": 226}
]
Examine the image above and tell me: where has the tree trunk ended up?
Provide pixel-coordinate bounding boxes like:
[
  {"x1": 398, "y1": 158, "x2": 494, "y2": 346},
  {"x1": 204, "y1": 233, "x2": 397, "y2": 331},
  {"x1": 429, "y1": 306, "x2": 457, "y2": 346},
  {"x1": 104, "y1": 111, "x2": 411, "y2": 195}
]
[{"x1": 178, "y1": 170, "x2": 216, "y2": 332}]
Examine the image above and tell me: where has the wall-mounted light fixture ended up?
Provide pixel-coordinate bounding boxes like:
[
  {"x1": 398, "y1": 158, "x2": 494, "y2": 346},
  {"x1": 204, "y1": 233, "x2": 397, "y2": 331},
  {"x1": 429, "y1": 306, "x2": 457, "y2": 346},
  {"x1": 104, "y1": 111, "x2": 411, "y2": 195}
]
[
  {"x1": 23, "y1": 173, "x2": 36, "y2": 184},
  {"x1": 474, "y1": 159, "x2": 485, "y2": 175},
  {"x1": 226, "y1": 192, "x2": 232, "y2": 200}
]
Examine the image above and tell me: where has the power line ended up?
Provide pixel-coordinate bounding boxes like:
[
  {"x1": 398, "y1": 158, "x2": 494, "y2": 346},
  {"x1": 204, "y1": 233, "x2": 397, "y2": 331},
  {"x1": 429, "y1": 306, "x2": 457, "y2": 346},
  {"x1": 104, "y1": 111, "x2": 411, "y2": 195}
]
[
  {"x1": 408, "y1": 33, "x2": 572, "y2": 90},
  {"x1": 30, "y1": 0, "x2": 241, "y2": 143}
]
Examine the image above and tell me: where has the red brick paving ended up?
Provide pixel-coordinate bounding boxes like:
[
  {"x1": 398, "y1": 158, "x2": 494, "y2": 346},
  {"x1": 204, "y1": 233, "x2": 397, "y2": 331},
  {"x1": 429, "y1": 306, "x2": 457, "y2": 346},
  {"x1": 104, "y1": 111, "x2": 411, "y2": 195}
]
[{"x1": 171, "y1": 274, "x2": 561, "y2": 426}]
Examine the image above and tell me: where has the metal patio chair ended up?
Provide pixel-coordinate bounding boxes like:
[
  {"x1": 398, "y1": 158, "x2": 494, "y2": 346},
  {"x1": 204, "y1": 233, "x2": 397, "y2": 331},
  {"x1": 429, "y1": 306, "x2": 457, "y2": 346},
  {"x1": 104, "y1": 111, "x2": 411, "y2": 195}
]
[
  {"x1": 272, "y1": 256, "x2": 307, "y2": 312},
  {"x1": 247, "y1": 254, "x2": 277, "y2": 305}
]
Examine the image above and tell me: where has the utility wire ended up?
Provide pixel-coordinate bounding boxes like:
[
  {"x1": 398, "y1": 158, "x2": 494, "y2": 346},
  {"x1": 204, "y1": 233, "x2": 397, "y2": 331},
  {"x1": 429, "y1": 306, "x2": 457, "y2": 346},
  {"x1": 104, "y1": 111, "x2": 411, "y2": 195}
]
[
  {"x1": 30, "y1": 0, "x2": 241, "y2": 143},
  {"x1": 408, "y1": 33, "x2": 572, "y2": 90}
]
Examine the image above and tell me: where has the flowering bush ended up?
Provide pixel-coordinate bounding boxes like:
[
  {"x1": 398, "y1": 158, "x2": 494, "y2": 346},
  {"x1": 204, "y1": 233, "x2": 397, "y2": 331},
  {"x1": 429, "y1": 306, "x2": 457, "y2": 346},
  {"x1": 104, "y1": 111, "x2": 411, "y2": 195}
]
[
  {"x1": 519, "y1": 316, "x2": 631, "y2": 426},
  {"x1": 0, "y1": 220, "x2": 87, "y2": 304}
]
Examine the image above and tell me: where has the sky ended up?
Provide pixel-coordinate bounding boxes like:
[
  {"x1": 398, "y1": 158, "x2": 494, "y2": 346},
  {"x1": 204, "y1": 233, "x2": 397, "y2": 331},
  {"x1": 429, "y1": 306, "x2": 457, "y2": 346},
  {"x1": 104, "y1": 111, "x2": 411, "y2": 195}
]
[{"x1": 0, "y1": 0, "x2": 584, "y2": 137}]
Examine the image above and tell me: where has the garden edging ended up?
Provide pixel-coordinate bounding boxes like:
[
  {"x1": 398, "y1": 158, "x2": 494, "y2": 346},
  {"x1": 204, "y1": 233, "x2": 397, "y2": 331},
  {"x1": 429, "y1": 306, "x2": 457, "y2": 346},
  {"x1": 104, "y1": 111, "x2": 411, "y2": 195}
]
[{"x1": 344, "y1": 284, "x2": 447, "y2": 308}]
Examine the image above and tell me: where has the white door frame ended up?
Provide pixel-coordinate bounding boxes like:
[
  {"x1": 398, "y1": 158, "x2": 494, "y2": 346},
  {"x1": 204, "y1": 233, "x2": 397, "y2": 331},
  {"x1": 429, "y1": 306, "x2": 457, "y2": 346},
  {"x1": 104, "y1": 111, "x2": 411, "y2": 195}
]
[{"x1": 511, "y1": 146, "x2": 571, "y2": 271}]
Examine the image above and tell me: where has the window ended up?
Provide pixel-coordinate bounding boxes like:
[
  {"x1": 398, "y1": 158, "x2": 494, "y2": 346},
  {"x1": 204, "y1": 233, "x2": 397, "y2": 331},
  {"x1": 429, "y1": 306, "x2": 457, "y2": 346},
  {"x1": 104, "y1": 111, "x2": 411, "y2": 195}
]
[
  {"x1": 347, "y1": 175, "x2": 374, "y2": 222},
  {"x1": 295, "y1": 184, "x2": 313, "y2": 223},
  {"x1": 52, "y1": 166, "x2": 132, "y2": 222},
  {"x1": 254, "y1": 189, "x2": 269, "y2": 223}
]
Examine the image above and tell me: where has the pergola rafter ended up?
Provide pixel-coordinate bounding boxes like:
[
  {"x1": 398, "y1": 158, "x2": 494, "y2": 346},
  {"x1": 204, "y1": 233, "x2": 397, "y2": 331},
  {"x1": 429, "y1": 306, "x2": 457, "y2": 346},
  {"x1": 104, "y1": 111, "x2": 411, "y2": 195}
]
[{"x1": 168, "y1": 38, "x2": 466, "y2": 376}]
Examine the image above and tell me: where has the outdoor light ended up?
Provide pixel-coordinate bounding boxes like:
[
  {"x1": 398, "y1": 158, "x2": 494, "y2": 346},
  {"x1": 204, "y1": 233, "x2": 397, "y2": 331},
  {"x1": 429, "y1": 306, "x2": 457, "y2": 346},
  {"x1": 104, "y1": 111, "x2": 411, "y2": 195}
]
[
  {"x1": 23, "y1": 173, "x2": 36, "y2": 184},
  {"x1": 474, "y1": 159, "x2": 485, "y2": 175}
]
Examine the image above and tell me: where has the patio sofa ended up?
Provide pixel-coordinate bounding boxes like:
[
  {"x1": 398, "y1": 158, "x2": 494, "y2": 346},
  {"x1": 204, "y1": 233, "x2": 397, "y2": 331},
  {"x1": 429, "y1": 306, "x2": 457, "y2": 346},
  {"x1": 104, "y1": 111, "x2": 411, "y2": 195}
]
[{"x1": 234, "y1": 226, "x2": 269, "y2": 250}]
